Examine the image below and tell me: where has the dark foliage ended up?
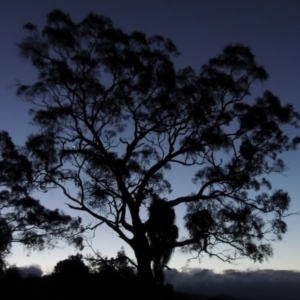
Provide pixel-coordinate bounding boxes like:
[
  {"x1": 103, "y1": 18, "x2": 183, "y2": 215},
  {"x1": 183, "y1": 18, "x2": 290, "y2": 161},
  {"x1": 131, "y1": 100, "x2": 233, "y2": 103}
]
[
  {"x1": 0, "y1": 274, "x2": 176, "y2": 300},
  {"x1": 85, "y1": 247, "x2": 136, "y2": 279},
  {"x1": 2, "y1": 265, "x2": 22, "y2": 280},
  {"x1": 52, "y1": 253, "x2": 89, "y2": 276},
  {"x1": 147, "y1": 196, "x2": 178, "y2": 283},
  {"x1": 0, "y1": 131, "x2": 84, "y2": 273}
]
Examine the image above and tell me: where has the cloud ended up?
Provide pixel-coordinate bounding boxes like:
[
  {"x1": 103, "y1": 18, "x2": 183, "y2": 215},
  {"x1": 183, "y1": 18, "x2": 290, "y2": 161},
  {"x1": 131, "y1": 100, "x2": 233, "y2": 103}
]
[
  {"x1": 165, "y1": 268, "x2": 300, "y2": 300},
  {"x1": 18, "y1": 264, "x2": 43, "y2": 277}
]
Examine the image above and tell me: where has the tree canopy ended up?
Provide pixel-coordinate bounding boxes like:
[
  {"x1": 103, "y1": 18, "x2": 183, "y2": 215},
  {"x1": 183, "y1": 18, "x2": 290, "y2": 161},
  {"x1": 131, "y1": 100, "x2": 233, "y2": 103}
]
[
  {"x1": 85, "y1": 247, "x2": 136, "y2": 278},
  {"x1": 15, "y1": 9, "x2": 300, "y2": 282},
  {"x1": 52, "y1": 253, "x2": 89, "y2": 276},
  {"x1": 0, "y1": 131, "x2": 84, "y2": 272}
]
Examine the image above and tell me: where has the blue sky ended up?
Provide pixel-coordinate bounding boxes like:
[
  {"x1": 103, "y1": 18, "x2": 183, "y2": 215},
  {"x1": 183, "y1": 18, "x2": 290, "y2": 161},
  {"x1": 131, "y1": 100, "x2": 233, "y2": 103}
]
[{"x1": 1, "y1": 0, "x2": 300, "y2": 275}]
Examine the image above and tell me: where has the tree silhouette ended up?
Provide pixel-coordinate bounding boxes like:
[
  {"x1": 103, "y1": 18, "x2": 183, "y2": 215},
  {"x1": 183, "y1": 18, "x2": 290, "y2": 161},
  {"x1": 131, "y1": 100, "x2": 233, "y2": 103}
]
[
  {"x1": 16, "y1": 9, "x2": 300, "y2": 282},
  {"x1": 53, "y1": 254, "x2": 89, "y2": 276},
  {"x1": 0, "y1": 218, "x2": 12, "y2": 273},
  {"x1": 147, "y1": 195, "x2": 178, "y2": 283},
  {"x1": 0, "y1": 131, "x2": 84, "y2": 272},
  {"x1": 2, "y1": 264, "x2": 23, "y2": 280},
  {"x1": 86, "y1": 247, "x2": 136, "y2": 278}
]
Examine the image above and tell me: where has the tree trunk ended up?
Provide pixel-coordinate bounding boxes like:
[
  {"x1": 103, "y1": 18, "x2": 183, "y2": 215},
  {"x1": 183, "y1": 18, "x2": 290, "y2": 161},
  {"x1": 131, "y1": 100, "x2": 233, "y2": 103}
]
[{"x1": 132, "y1": 234, "x2": 155, "y2": 284}]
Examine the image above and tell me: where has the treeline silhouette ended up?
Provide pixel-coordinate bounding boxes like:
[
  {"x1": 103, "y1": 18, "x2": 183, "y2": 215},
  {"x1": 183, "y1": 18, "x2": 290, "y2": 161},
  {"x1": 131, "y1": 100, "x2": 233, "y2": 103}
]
[
  {"x1": 0, "y1": 250, "x2": 256, "y2": 300},
  {"x1": 0, "y1": 269, "x2": 186, "y2": 300},
  {"x1": 0, "y1": 251, "x2": 190, "y2": 300},
  {"x1": 0, "y1": 264, "x2": 252, "y2": 300}
]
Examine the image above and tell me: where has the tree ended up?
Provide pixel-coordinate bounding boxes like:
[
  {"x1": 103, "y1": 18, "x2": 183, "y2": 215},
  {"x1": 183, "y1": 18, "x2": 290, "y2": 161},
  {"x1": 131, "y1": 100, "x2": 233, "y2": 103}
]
[
  {"x1": 16, "y1": 9, "x2": 299, "y2": 283},
  {"x1": 85, "y1": 247, "x2": 136, "y2": 278},
  {"x1": 2, "y1": 264, "x2": 22, "y2": 280},
  {"x1": 0, "y1": 131, "x2": 84, "y2": 272},
  {"x1": 0, "y1": 217, "x2": 11, "y2": 273},
  {"x1": 53, "y1": 253, "x2": 89, "y2": 276}
]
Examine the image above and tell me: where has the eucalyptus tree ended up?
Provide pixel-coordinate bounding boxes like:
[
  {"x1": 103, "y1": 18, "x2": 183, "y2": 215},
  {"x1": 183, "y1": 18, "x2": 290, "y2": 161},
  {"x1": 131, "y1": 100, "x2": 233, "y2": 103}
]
[{"x1": 16, "y1": 9, "x2": 299, "y2": 282}]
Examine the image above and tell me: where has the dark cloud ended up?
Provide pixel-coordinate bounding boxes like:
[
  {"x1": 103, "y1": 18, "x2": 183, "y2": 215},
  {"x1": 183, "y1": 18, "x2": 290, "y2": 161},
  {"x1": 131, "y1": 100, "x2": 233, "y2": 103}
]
[
  {"x1": 18, "y1": 264, "x2": 43, "y2": 277},
  {"x1": 165, "y1": 268, "x2": 300, "y2": 300}
]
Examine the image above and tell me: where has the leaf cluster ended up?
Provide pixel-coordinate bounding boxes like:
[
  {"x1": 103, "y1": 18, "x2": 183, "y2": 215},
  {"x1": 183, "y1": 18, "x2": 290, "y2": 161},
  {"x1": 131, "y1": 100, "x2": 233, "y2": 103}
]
[{"x1": 0, "y1": 131, "x2": 84, "y2": 272}]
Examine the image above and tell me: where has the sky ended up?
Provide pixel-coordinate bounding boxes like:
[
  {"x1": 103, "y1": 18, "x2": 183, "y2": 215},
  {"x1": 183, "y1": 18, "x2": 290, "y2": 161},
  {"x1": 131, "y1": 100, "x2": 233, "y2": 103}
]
[{"x1": 1, "y1": 0, "x2": 300, "y2": 292}]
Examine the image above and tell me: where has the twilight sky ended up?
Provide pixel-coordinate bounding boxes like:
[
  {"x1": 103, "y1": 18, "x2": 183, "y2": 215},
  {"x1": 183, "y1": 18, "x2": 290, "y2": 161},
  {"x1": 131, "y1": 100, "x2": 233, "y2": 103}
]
[{"x1": 1, "y1": 0, "x2": 300, "y2": 282}]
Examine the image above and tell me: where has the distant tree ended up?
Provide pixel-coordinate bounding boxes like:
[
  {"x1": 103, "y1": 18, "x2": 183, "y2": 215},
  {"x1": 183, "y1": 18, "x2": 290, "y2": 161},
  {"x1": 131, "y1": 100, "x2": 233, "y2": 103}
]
[
  {"x1": 16, "y1": 9, "x2": 300, "y2": 283},
  {"x1": 0, "y1": 131, "x2": 84, "y2": 272},
  {"x1": 86, "y1": 247, "x2": 136, "y2": 278},
  {"x1": 0, "y1": 217, "x2": 12, "y2": 273},
  {"x1": 2, "y1": 265, "x2": 22, "y2": 280},
  {"x1": 53, "y1": 253, "x2": 89, "y2": 276}
]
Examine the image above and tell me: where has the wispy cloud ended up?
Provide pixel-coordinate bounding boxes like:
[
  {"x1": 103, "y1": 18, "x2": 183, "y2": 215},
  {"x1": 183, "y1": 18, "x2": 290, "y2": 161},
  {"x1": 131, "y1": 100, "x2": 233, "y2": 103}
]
[
  {"x1": 18, "y1": 264, "x2": 43, "y2": 277},
  {"x1": 165, "y1": 268, "x2": 300, "y2": 300}
]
